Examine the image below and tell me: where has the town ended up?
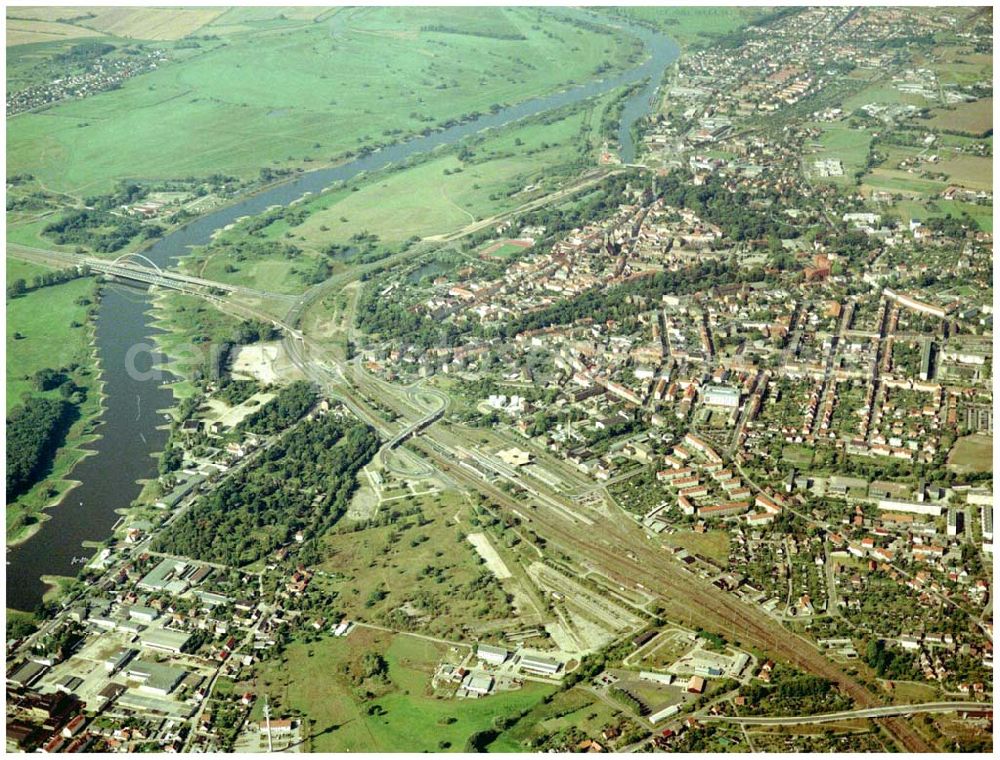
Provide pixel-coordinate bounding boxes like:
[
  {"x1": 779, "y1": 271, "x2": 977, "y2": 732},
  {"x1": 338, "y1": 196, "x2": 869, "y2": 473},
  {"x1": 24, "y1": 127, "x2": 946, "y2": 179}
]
[{"x1": 5, "y1": 4, "x2": 993, "y2": 755}]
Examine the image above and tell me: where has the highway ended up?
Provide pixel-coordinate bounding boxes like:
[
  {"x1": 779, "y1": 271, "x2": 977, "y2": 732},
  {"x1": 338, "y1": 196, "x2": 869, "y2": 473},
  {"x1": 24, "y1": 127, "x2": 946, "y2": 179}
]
[{"x1": 702, "y1": 701, "x2": 992, "y2": 726}]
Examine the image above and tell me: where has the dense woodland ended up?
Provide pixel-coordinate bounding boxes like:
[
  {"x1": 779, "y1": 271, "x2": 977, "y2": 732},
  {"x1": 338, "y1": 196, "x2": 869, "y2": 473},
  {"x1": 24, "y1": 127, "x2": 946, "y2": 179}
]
[
  {"x1": 6, "y1": 397, "x2": 75, "y2": 500},
  {"x1": 43, "y1": 208, "x2": 162, "y2": 253},
  {"x1": 236, "y1": 380, "x2": 316, "y2": 435},
  {"x1": 156, "y1": 412, "x2": 379, "y2": 565}
]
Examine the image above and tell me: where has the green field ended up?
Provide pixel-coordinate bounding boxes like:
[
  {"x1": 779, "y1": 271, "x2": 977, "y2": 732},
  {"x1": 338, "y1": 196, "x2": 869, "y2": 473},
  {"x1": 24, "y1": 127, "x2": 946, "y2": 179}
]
[
  {"x1": 6, "y1": 277, "x2": 98, "y2": 410},
  {"x1": 608, "y1": 7, "x2": 758, "y2": 47},
  {"x1": 187, "y1": 94, "x2": 610, "y2": 291},
  {"x1": 490, "y1": 686, "x2": 625, "y2": 751},
  {"x1": 662, "y1": 530, "x2": 730, "y2": 565},
  {"x1": 314, "y1": 489, "x2": 517, "y2": 641},
  {"x1": 249, "y1": 627, "x2": 554, "y2": 752},
  {"x1": 924, "y1": 98, "x2": 993, "y2": 136},
  {"x1": 947, "y1": 434, "x2": 992, "y2": 473},
  {"x1": 7, "y1": 7, "x2": 637, "y2": 199},
  {"x1": 6, "y1": 276, "x2": 104, "y2": 542},
  {"x1": 887, "y1": 198, "x2": 993, "y2": 232},
  {"x1": 806, "y1": 122, "x2": 873, "y2": 184}
]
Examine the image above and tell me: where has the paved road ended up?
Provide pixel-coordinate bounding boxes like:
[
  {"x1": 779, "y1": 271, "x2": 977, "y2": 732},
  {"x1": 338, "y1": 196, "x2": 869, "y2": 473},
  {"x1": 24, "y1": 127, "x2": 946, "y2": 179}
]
[{"x1": 702, "y1": 701, "x2": 991, "y2": 726}]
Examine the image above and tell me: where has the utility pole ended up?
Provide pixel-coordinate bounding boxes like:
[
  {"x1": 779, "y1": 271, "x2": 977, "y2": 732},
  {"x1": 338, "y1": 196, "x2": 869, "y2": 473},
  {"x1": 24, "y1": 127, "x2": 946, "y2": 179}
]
[{"x1": 263, "y1": 694, "x2": 273, "y2": 753}]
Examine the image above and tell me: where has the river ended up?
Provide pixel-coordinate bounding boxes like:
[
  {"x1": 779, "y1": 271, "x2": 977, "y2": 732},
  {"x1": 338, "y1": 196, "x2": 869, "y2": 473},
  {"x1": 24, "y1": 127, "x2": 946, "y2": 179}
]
[{"x1": 5, "y1": 14, "x2": 678, "y2": 612}]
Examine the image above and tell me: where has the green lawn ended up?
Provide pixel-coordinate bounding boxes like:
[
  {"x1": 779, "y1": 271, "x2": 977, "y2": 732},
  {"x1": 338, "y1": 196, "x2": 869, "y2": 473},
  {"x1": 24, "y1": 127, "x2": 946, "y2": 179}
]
[
  {"x1": 250, "y1": 627, "x2": 554, "y2": 752},
  {"x1": 7, "y1": 7, "x2": 637, "y2": 198}
]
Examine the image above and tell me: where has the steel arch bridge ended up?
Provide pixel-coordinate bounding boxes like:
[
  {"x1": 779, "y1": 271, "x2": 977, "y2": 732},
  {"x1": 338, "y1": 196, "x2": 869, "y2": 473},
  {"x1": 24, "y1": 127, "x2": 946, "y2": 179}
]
[{"x1": 111, "y1": 252, "x2": 164, "y2": 275}]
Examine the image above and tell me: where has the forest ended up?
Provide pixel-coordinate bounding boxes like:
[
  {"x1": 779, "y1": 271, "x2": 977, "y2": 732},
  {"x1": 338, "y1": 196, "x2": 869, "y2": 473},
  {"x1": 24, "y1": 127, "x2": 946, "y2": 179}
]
[
  {"x1": 6, "y1": 397, "x2": 75, "y2": 500},
  {"x1": 155, "y1": 413, "x2": 379, "y2": 565},
  {"x1": 236, "y1": 380, "x2": 317, "y2": 435}
]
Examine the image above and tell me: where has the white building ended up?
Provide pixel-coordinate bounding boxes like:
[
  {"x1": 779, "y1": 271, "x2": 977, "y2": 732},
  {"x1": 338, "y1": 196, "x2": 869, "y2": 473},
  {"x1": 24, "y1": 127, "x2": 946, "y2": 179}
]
[
  {"x1": 878, "y1": 499, "x2": 942, "y2": 517},
  {"x1": 477, "y1": 644, "x2": 509, "y2": 666}
]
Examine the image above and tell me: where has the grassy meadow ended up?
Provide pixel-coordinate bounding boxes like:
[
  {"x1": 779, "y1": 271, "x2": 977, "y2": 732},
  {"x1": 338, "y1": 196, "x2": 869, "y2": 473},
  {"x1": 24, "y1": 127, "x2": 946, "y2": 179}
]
[
  {"x1": 248, "y1": 626, "x2": 554, "y2": 752},
  {"x1": 5, "y1": 276, "x2": 104, "y2": 543},
  {"x1": 7, "y1": 7, "x2": 637, "y2": 199}
]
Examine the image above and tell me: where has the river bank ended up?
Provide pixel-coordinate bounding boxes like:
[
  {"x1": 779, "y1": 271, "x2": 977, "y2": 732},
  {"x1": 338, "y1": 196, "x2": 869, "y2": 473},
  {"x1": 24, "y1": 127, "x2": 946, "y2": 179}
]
[
  {"x1": 5, "y1": 279, "x2": 107, "y2": 548},
  {"x1": 5, "y1": 13, "x2": 681, "y2": 613}
]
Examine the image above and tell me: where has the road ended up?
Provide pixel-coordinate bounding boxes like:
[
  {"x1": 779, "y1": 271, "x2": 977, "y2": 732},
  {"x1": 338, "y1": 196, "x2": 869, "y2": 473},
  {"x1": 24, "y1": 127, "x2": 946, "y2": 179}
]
[
  {"x1": 17, "y1": 155, "x2": 938, "y2": 754},
  {"x1": 703, "y1": 701, "x2": 991, "y2": 726}
]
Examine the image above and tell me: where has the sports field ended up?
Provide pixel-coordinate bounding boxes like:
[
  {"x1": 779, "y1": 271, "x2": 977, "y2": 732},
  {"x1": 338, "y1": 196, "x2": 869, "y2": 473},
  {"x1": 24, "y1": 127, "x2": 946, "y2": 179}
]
[{"x1": 7, "y1": 7, "x2": 636, "y2": 198}]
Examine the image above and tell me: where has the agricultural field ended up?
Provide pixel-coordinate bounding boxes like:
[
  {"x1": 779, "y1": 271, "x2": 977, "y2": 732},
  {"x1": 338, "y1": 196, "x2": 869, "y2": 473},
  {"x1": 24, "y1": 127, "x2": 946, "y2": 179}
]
[
  {"x1": 923, "y1": 97, "x2": 993, "y2": 136},
  {"x1": 247, "y1": 627, "x2": 554, "y2": 753},
  {"x1": 7, "y1": 7, "x2": 225, "y2": 43},
  {"x1": 7, "y1": 7, "x2": 638, "y2": 199},
  {"x1": 6, "y1": 17, "x2": 106, "y2": 47}
]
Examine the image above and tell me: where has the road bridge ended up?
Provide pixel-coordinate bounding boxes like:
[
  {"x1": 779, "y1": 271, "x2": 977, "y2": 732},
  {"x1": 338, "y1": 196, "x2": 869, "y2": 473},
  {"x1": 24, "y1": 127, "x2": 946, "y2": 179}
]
[{"x1": 8, "y1": 244, "x2": 296, "y2": 302}]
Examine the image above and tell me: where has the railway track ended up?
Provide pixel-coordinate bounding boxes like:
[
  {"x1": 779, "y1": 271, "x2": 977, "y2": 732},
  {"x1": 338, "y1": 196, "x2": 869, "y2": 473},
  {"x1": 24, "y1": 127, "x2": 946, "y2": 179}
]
[{"x1": 409, "y1": 434, "x2": 933, "y2": 753}]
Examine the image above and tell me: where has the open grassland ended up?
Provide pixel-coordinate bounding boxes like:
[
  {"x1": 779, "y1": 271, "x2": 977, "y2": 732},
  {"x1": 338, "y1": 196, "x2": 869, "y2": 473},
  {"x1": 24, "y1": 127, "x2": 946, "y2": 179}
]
[
  {"x1": 7, "y1": 7, "x2": 224, "y2": 43},
  {"x1": 205, "y1": 6, "x2": 334, "y2": 36},
  {"x1": 6, "y1": 277, "x2": 97, "y2": 410},
  {"x1": 7, "y1": 7, "x2": 636, "y2": 198},
  {"x1": 248, "y1": 627, "x2": 553, "y2": 752},
  {"x1": 6, "y1": 277, "x2": 104, "y2": 543},
  {"x1": 189, "y1": 95, "x2": 608, "y2": 292},
  {"x1": 290, "y1": 106, "x2": 598, "y2": 244},
  {"x1": 150, "y1": 291, "x2": 245, "y2": 400},
  {"x1": 806, "y1": 121, "x2": 872, "y2": 184},
  {"x1": 315, "y1": 488, "x2": 519, "y2": 640},
  {"x1": 947, "y1": 434, "x2": 992, "y2": 473},
  {"x1": 923, "y1": 98, "x2": 993, "y2": 136},
  {"x1": 490, "y1": 686, "x2": 624, "y2": 751},
  {"x1": 608, "y1": 7, "x2": 757, "y2": 47}
]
